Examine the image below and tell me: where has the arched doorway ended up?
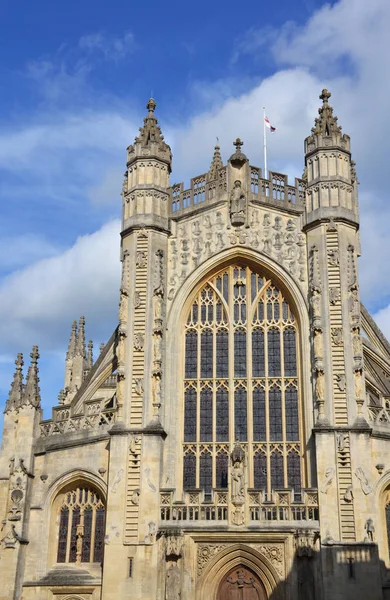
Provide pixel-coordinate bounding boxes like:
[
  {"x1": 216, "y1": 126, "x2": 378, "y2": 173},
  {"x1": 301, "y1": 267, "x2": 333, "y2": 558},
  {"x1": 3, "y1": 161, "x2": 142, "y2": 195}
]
[{"x1": 217, "y1": 565, "x2": 267, "y2": 600}]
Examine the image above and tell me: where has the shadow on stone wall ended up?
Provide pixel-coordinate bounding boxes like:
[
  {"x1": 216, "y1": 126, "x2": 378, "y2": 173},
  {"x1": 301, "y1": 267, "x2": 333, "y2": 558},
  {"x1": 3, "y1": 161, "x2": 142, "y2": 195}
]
[{"x1": 267, "y1": 541, "x2": 389, "y2": 600}]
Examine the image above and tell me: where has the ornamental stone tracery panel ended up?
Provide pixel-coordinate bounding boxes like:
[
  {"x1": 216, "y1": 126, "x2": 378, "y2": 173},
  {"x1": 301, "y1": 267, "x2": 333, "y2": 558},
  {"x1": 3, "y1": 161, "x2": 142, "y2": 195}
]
[{"x1": 182, "y1": 264, "x2": 303, "y2": 499}]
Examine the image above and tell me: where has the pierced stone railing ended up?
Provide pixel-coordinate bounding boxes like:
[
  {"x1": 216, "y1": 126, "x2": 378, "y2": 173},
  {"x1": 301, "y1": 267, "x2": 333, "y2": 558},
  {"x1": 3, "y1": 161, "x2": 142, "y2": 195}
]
[
  {"x1": 169, "y1": 167, "x2": 306, "y2": 216},
  {"x1": 160, "y1": 488, "x2": 318, "y2": 524},
  {"x1": 39, "y1": 398, "x2": 117, "y2": 437},
  {"x1": 368, "y1": 404, "x2": 390, "y2": 425}
]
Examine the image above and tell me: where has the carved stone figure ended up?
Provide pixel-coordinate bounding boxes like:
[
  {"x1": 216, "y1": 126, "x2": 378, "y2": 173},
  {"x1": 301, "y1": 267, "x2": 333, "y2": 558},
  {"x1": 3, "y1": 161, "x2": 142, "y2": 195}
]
[
  {"x1": 352, "y1": 327, "x2": 361, "y2": 355},
  {"x1": 354, "y1": 370, "x2": 364, "y2": 399},
  {"x1": 134, "y1": 333, "x2": 144, "y2": 351},
  {"x1": 136, "y1": 251, "x2": 147, "y2": 268},
  {"x1": 134, "y1": 378, "x2": 144, "y2": 396},
  {"x1": 111, "y1": 469, "x2": 124, "y2": 493},
  {"x1": 131, "y1": 489, "x2": 140, "y2": 505},
  {"x1": 166, "y1": 535, "x2": 183, "y2": 558},
  {"x1": 153, "y1": 334, "x2": 162, "y2": 364},
  {"x1": 336, "y1": 374, "x2": 346, "y2": 392},
  {"x1": 134, "y1": 291, "x2": 141, "y2": 308},
  {"x1": 230, "y1": 180, "x2": 246, "y2": 227},
  {"x1": 336, "y1": 432, "x2": 346, "y2": 452},
  {"x1": 154, "y1": 250, "x2": 164, "y2": 296},
  {"x1": 327, "y1": 248, "x2": 339, "y2": 267},
  {"x1": 365, "y1": 518, "x2": 375, "y2": 542},
  {"x1": 166, "y1": 563, "x2": 181, "y2": 600},
  {"x1": 355, "y1": 467, "x2": 372, "y2": 495},
  {"x1": 152, "y1": 375, "x2": 162, "y2": 407},
  {"x1": 230, "y1": 443, "x2": 245, "y2": 504},
  {"x1": 329, "y1": 287, "x2": 340, "y2": 305},
  {"x1": 310, "y1": 289, "x2": 321, "y2": 320},
  {"x1": 315, "y1": 370, "x2": 325, "y2": 400},
  {"x1": 313, "y1": 328, "x2": 323, "y2": 359},
  {"x1": 320, "y1": 467, "x2": 335, "y2": 494},
  {"x1": 344, "y1": 486, "x2": 353, "y2": 503},
  {"x1": 331, "y1": 327, "x2": 343, "y2": 346},
  {"x1": 148, "y1": 521, "x2": 157, "y2": 544}
]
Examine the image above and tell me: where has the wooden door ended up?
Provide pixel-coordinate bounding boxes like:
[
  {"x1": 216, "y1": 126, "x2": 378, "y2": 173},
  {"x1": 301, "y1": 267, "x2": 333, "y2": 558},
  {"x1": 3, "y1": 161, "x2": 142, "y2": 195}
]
[{"x1": 217, "y1": 566, "x2": 267, "y2": 600}]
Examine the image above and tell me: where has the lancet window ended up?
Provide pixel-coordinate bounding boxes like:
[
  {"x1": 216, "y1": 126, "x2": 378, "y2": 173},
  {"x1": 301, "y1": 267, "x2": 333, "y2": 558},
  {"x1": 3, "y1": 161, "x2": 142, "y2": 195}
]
[
  {"x1": 56, "y1": 486, "x2": 105, "y2": 564},
  {"x1": 183, "y1": 265, "x2": 302, "y2": 499}
]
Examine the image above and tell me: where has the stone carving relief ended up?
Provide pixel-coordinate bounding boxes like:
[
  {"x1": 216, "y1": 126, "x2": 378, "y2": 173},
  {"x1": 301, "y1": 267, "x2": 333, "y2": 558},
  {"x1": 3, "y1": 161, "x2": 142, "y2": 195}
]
[
  {"x1": 166, "y1": 563, "x2": 181, "y2": 600},
  {"x1": 344, "y1": 486, "x2": 354, "y2": 503},
  {"x1": 313, "y1": 328, "x2": 323, "y2": 360},
  {"x1": 144, "y1": 467, "x2": 157, "y2": 492},
  {"x1": 130, "y1": 489, "x2": 140, "y2": 505},
  {"x1": 154, "y1": 249, "x2": 164, "y2": 296},
  {"x1": 294, "y1": 530, "x2": 319, "y2": 558},
  {"x1": 251, "y1": 544, "x2": 284, "y2": 578},
  {"x1": 327, "y1": 249, "x2": 339, "y2": 267},
  {"x1": 136, "y1": 251, "x2": 147, "y2": 268},
  {"x1": 1, "y1": 524, "x2": 21, "y2": 549},
  {"x1": 347, "y1": 244, "x2": 358, "y2": 291},
  {"x1": 336, "y1": 374, "x2": 346, "y2": 392},
  {"x1": 134, "y1": 378, "x2": 144, "y2": 396},
  {"x1": 167, "y1": 208, "x2": 307, "y2": 302},
  {"x1": 134, "y1": 291, "x2": 141, "y2": 308},
  {"x1": 355, "y1": 468, "x2": 372, "y2": 495},
  {"x1": 331, "y1": 327, "x2": 343, "y2": 346},
  {"x1": 329, "y1": 287, "x2": 340, "y2": 305},
  {"x1": 134, "y1": 333, "x2": 144, "y2": 351},
  {"x1": 111, "y1": 469, "x2": 124, "y2": 493},
  {"x1": 146, "y1": 521, "x2": 157, "y2": 544},
  {"x1": 129, "y1": 435, "x2": 141, "y2": 458},
  {"x1": 231, "y1": 446, "x2": 245, "y2": 505},
  {"x1": 197, "y1": 544, "x2": 229, "y2": 575},
  {"x1": 7, "y1": 458, "x2": 28, "y2": 522},
  {"x1": 320, "y1": 467, "x2": 335, "y2": 494},
  {"x1": 166, "y1": 534, "x2": 183, "y2": 558},
  {"x1": 120, "y1": 249, "x2": 130, "y2": 294}
]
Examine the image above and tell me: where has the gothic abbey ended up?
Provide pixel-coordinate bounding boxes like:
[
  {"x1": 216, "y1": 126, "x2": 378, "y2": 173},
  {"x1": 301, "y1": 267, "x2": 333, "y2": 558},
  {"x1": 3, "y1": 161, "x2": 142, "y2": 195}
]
[{"x1": 1, "y1": 90, "x2": 390, "y2": 599}]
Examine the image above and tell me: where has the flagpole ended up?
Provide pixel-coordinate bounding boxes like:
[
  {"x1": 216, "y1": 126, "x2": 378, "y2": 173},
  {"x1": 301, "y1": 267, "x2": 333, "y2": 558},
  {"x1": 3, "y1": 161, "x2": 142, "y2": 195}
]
[{"x1": 263, "y1": 106, "x2": 267, "y2": 179}]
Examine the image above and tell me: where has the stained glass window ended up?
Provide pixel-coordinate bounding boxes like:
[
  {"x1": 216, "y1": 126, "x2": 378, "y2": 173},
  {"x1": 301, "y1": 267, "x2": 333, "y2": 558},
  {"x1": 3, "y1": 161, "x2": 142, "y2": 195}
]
[
  {"x1": 56, "y1": 486, "x2": 105, "y2": 564},
  {"x1": 386, "y1": 505, "x2": 390, "y2": 559},
  {"x1": 183, "y1": 265, "x2": 302, "y2": 496}
]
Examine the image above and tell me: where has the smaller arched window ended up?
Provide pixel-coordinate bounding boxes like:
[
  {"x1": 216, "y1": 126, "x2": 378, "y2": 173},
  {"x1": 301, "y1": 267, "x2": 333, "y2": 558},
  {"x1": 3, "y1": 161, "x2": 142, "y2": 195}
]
[{"x1": 56, "y1": 486, "x2": 105, "y2": 564}]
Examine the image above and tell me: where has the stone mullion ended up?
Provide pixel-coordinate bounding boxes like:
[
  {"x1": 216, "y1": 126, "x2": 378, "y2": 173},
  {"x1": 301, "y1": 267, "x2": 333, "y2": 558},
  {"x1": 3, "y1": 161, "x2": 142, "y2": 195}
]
[
  {"x1": 247, "y1": 267, "x2": 254, "y2": 489},
  {"x1": 264, "y1": 325, "x2": 271, "y2": 499},
  {"x1": 280, "y1": 324, "x2": 288, "y2": 488}
]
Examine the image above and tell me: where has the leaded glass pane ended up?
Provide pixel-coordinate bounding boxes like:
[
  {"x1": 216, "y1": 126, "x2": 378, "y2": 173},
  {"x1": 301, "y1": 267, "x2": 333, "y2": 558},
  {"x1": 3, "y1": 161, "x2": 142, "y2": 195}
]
[
  {"x1": 285, "y1": 387, "x2": 299, "y2": 440},
  {"x1": 57, "y1": 506, "x2": 69, "y2": 563},
  {"x1": 234, "y1": 387, "x2": 247, "y2": 441},
  {"x1": 254, "y1": 453, "x2": 267, "y2": 489},
  {"x1": 200, "y1": 387, "x2": 213, "y2": 442},
  {"x1": 200, "y1": 453, "x2": 212, "y2": 494},
  {"x1": 216, "y1": 331, "x2": 228, "y2": 378},
  {"x1": 183, "y1": 454, "x2": 196, "y2": 489},
  {"x1": 216, "y1": 388, "x2": 229, "y2": 441},
  {"x1": 81, "y1": 507, "x2": 93, "y2": 562},
  {"x1": 252, "y1": 329, "x2": 265, "y2": 377},
  {"x1": 201, "y1": 330, "x2": 213, "y2": 378},
  {"x1": 268, "y1": 329, "x2": 281, "y2": 376},
  {"x1": 184, "y1": 388, "x2": 197, "y2": 442},
  {"x1": 269, "y1": 387, "x2": 283, "y2": 441},
  {"x1": 271, "y1": 453, "x2": 284, "y2": 489},
  {"x1": 287, "y1": 451, "x2": 301, "y2": 497},
  {"x1": 234, "y1": 330, "x2": 247, "y2": 377},
  {"x1": 93, "y1": 506, "x2": 105, "y2": 563},
  {"x1": 284, "y1": 328, "x2": 297, "y2": 376},
  {"x1": 216, "y1": 453, "x2": 228, "y2": 488},
  {"x1": 253, "y1": 387, "x2": 266, "y2": 441},
  {"x1": 185, "y1": 331, "x2": 197, "y2": 379},
  {"x1": 69, "y1": 506, "x2": 80, "y2": 563}
]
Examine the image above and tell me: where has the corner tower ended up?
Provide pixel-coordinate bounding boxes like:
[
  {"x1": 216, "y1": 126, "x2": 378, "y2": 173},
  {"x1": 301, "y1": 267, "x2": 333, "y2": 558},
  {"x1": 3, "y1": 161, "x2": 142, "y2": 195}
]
[{"x1": 304, "y1": 90, "x2": 368, "y2": 547}]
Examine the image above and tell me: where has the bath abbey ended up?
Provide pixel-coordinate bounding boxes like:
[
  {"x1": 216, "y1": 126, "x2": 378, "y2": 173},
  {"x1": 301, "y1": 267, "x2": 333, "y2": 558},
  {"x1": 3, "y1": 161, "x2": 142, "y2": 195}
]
[{"x1": 2, "y1": 89, "x2": 390, "y2": 600}]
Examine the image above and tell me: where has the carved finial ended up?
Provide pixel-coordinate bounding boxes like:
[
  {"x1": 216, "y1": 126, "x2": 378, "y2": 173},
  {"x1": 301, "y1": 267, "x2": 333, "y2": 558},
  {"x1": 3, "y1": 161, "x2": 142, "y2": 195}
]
[
  {"x1": 5, "y1": 353, "x2": 24, "y2": 413},
  {"x1": 99, "y1": 342, "x2": 105, "y2": 354},
  {"x1": 146, "y1": 98, "x2": 157, "y2": 115},
  {"x1": 233, "y1": 138, "x2": 243, "y2": 151},
  {"x1": 75, "y1": 316, "x2": 86, "y2": 358},
  {"x1": 311, "y1": 88, "x2": 342, "y2": 136},
  {"x1": 23, "y1": 346, "x2": 41, "y2": 409},
  {"x1": 58, "y1": 389, "x2": 66, "y2": 405},
  {"x1": 66, "y1": 320, "x2": 77, "y2": 360},
  {"x1": 86, "y1": 340, "x2": 93, "y2": 370},
  {"x1": 208, "y1": 142, "x2": 224, "y2": 180},
  {"x1": 320, "y1": 89, "x2": 331, "y2": 104}
]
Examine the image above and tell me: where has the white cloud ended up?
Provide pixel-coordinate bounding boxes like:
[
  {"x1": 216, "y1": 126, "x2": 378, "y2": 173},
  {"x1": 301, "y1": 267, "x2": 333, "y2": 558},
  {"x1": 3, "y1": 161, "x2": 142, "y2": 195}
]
[
  {"x1": 0, "y1": 220, "x2": 121, "y2": 353},
  {"x1": 79, "y1": 31, "x2": 135, "y2": 60},
  {"x1": 0, "y1": 234, "x2": 60, "y2": 271}
]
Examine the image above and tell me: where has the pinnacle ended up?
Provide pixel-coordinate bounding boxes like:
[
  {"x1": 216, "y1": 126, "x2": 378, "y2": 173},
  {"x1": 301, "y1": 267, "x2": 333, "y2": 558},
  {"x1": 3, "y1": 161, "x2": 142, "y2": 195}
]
[
  {"x1": 146, "y1": 97, "x2": 157, "y2": 115},
  {"x1": 66, "y1": 320, "x2": 78, "y2": 360},
  {"x1": 75, "y1": 316, "x2": 86, "y2": 358},
  {"x1": 208, "y1": 141, "x2": 223, "y2": 180},
  {"x1": 23, "y1": 346, "x2": 41, "y2": 410},
  {"x1": 311, "y1": 88, "x2": 342, "y2": 137},
  {"x1": 5, "y1": 353, "x2": 24, "y2": 413}
]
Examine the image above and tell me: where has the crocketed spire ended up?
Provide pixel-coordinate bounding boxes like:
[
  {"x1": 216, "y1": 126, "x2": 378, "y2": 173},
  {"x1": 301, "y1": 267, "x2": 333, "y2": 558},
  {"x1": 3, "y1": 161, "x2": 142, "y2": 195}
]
[
  {"x1": 86, "y1": 340, "x2": 94, "y2": 371},
  {"x1": 23, "y1": 346, "x2": 41, "y2": 409},
  {"x1": 208, "y1": 142, "x2": 223, "y2": 180},
  {"x1": 5, "y1": 353, "x2": 24, "y2": 413},
  {"x1": 75, "y1": 316, "x2": 86, "y2": 358},
  {"x1": 311, "y1": 89, "x2": 342, "y2": 136},
  {"x1": 66, "y1": 320, "x2": 77, "y2": 360},
  {"x1": 134, "y1": 99, "x2": 171, "y2": 159}
]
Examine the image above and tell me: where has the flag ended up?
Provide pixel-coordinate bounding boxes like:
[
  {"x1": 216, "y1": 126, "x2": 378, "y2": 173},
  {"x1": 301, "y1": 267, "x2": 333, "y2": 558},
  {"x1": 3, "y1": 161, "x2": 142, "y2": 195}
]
[{"x1": 264, "y1": 116, "x2": 276, "y2": 132}]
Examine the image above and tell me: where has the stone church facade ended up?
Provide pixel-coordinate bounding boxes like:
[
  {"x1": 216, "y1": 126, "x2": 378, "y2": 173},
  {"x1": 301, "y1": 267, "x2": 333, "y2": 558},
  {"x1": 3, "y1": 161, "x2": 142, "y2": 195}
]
[{"x1": 1, "y1": 90, "x2": 390, "y2": 599}]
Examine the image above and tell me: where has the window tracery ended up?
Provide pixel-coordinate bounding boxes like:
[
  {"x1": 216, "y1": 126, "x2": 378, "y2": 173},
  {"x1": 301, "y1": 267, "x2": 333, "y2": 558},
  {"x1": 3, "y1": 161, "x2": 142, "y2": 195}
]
[
  {"x1": 183, "y1": 265, "x2": 302, "y2": 498},
  {"x1": 56, "y1": 486, "x2": 105, "y2": 564}
]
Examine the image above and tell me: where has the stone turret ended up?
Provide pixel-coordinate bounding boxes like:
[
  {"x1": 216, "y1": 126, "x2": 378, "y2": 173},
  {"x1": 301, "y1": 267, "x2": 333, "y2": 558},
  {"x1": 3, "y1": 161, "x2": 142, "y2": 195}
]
[
  {"x1": 304, "y1": 90, "x2": 368, "y2": 549},
  {"x1": 122, "y1": 98, "x2": 172, "y2": 230},
  {"x1": 62, "y1": 317, "x2": 91, "y2": 403},
  {"x1": 304, "y1": 89, "x2": 358, "y2": 223}
]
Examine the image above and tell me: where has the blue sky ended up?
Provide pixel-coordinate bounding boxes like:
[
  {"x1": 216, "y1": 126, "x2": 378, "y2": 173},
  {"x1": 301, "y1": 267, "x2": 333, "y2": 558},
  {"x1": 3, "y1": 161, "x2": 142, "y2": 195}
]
[{"x1": 1, "y1": 0, "x2": 390, "y2": 421}]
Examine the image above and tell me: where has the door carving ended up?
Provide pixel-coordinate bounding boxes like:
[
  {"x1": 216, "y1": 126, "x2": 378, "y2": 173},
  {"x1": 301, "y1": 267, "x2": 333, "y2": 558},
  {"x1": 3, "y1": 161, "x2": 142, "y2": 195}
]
[{"x1": 217, "y1": 566, "x2": 267, "y2": 600}]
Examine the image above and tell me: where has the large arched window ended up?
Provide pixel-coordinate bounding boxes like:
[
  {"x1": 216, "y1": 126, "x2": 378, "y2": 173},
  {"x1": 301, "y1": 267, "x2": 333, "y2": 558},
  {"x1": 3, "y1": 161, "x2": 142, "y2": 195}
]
[
  {"x1": 56, "y1": 485, "x2": 105, "y2": 564},
  {"x1": 183, "y1": 265, "x2": 302, "y2": 499}
]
